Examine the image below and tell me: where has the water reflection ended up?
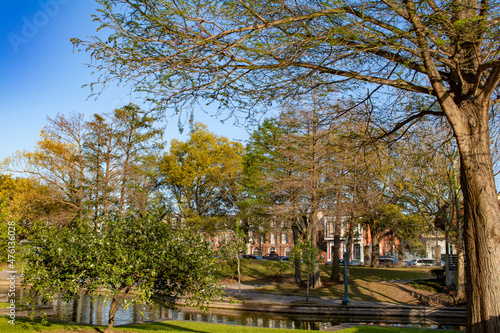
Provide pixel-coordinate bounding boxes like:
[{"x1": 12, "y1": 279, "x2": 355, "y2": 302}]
[{"x1": 1, "y1": 287, "x2": 465, "y2": 331}]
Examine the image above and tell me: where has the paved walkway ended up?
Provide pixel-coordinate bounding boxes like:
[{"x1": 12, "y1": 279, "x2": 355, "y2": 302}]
[
  {"x1": 182, "y1": 282, "x2": 467, "y2": 319},
  {"x1": 220, "y1": 283, "x2": 379, "y2": 307}
]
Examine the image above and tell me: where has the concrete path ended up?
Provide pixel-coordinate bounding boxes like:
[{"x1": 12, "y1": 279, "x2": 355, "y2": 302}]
[{"x1": 191, "y1": 283, "x2": 467, "y2": 319}]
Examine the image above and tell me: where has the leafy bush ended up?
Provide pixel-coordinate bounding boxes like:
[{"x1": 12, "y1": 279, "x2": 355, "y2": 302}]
[
  {"x1": 410, "y1": 279, "x2": 447, "y2": 293},
  {"x1": 22, "y1": 212, "x2": 221, "y2": 332},
  {"x1": 431, "y1": 268, "x2": 445, "y2": 280}
]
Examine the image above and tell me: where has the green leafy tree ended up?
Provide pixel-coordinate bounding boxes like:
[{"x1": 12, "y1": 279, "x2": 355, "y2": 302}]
[
  {"x1": 159, "y1": 123, "x2": 244, "y2": 229},
  {"x1": 217, "y1": 221, "x2": 247, "y2": 296},
  {"x1": 0, "y1": 175, "x2": 67, "y2": 262},
  {"x1": 243, "y1": 100, "x2": 339, "y2": 289},
  {"x1": 22, "y1": 212, "x2": 220, "y2": 333},
  {"x1": 291, "y1": 236, "x2": 318, "y2": 302},
  {"x1": 78, "y1": 1, "x2": 500, "y2": 330},
  {"x1": 361, "y1": 203, "x2": 424, "y2": 267}
]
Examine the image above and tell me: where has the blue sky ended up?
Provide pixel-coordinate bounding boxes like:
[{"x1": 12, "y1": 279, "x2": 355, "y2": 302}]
[{"x1": 0, "y1": 0, "x2": 250, "y2": 161}]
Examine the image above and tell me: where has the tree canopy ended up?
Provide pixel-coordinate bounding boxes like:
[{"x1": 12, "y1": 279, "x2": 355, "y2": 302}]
[
  {"x1": 77, "y1": 1, "x2": 500, "y2": 331},
  {"x1": 159, "y1": 123, "x2": 244, "y2": 228},
  {"x1": 3, "y1": 105, "x2": 162, "y2": 224},
  {"x1": 22, "y1": 212, "x2": 220, "y2": 333}
]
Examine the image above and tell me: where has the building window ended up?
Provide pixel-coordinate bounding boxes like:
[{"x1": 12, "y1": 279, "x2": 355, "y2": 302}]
[
  {"x1": 268, "y1": 247, "x2": 276, "y2": 254},
  {"x1": 270, "y1": 233, "x2": 276, "y2": 244},
  {"x1": 327, "y1": 218, "x2": 335, "y2": 237},
  {"x1": 354, "y1": 244, "x2": 361, "y2": 260},
  {"x1": 253, "y1": 247, "x2": 260, "y2": 256},
  {"x1": 281, "y1": 233, "x2": 288, "y2": 244},
  {"x1": 284, "y1": 247, "x2": 292, "y2": 257}
]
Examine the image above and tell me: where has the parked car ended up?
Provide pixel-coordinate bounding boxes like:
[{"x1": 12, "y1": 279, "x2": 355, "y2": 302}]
[
  {"x1": 241, "y1": 254, "x2": 263, "y2": 260},
  {"x1": 325, "y1": 259, "x2": 361, "y2": 266},
  {"x1": 262, "y1": 253, "x2": 280, "y2": 261},
  {"x1": 379, "y1": 255, "x2": 398, "y2": 261},
  {"x1": 378, "y1": 257, "x2": 398, "y2": 267},
  {"x1": 407, "y1": 258, "x2": 445, "y2": 267},
  {"x1": 279, "y1": 256, "x2": 291, "y2": 262}
]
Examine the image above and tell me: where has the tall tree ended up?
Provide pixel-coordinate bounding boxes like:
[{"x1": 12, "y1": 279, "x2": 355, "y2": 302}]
[
  {"x1": 5, "y1": 113, "x2": 89, "y2": 222},
  {"x1": 78, "y1": 1, "x2": 500, "y2": 330},
  {"x1": 113, "y1": 104, "x2": 163, "y2": 215},
  {"x1": 159, "y1": 123, "x2": 244, "y2": 228},
  {"x1": 243, "y1": 96, "x2": 339, "y2": 288},
  {"x1": 3, "y1": 105, "x2": 162, "y2": 224}
]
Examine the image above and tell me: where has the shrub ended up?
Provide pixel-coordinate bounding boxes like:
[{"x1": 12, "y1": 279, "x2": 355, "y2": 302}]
[{"x1": 431, "y1": 268, "x2": 445, "y2": 280}]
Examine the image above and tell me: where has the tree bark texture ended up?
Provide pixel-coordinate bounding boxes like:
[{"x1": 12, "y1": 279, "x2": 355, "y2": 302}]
[
  {"x1": 292, "y1": 224, "x2": 302, "y2": 284},
  {"x1": 106, "y1": 288, "x2": 130, "y2": 333},
  {"x1": 370, "y1": 228, "x2": 380, "y2": 268},
  {"x1": 310, "y1": 214, "x2": 322, "y2": 289},
  {"x1": 454, "y1": 103, "x2": 500, "y2": 332},
  {"x1": 330, "y1": 234, "x2": 341, "y2": 281}
]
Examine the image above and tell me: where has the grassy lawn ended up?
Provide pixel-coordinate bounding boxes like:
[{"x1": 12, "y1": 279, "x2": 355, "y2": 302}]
[
  {"x1": 233, "y1": 260, "x2": 433, "y2": 284},
  {"x1": 228, "y1": 260, "x2": 435, "y2": 304},
  {"x1": 0, "y1": 317, "x2": 463, "y2": 333}
]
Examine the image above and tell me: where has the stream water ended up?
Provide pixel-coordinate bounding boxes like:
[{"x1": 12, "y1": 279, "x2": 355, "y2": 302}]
[{"x1": 2, "y1": 287, "x2": 466, "y2": 331}]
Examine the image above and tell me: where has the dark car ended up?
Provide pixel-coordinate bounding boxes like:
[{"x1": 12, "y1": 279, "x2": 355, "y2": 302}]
[
  {"x1": 333, "y1": 259, "x2": 362, "y2": 266},
  {"x1": 378, "y1": 257, "x2": 398, "y2": 267},
  {"x1": 241, "y1": 254, "x2": 263, "y2": 260},
  {"x1": 262, "y1": 253, "x2": 280, "y2": 261}
]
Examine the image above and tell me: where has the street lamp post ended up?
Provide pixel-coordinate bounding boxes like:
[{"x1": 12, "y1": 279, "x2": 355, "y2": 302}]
[{"x1": 342, "y1": 251, "x2": 351, "y2": 305}]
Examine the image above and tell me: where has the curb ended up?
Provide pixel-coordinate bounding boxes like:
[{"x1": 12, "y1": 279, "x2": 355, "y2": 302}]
[{"x1": 175, "y1": 298, "x2": 467, "y2": 318}]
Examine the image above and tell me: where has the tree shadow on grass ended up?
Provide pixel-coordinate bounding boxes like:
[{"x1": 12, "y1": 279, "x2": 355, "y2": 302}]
[
  {"x1": 12, "y1": 317, "x2": 103, "y2": 333},
  {"x1": 118, "y1": 321, "x2": 205, "y2": 332},
  {"x1": 348, "y1": 282, "x2": 406, "y2": 304}
]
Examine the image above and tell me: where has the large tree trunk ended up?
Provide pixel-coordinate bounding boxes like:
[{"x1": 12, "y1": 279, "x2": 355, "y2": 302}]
[
  {"x1": 292, "y1": 224, "x2": 302, "y2": 284},
  {"x1": 371, "y1": 231, "x2": 380, "y2": 268},
  {"x1": 458, "y1": 133, "x2": 500, "y2": 332},
  {"x1": 330, "y1": 233, "x2": 341, "y2": 281},
  {"x1": 447, "y1": 98, "x2": 500, "y2": 332},
  {"x1": 310, "y1": 216, "x2": 322, "y2": 289},
  {"x1": 363, "y1": 244, "x2": 371, "y2": 266},
  {"x1": 330, "y1": 162, "x2": 347, "y2": 282}
]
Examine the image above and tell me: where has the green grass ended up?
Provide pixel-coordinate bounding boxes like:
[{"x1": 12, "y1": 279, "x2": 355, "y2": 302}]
[
  {"x1": 409, "y1": 279, "x2": 447, "y2": 293},
  {"x1": 234, "y1": 262, "x2": 435, "y2": 303},
  {"x1": 335, "y1": 266, "x2": 433, "y2": 282},
  {"x1": 231, "y1": 260, "x2": 433, "y2": 284},
  {"x1": 0, "y1": 317, "x2": 464, "y2": 333}
]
